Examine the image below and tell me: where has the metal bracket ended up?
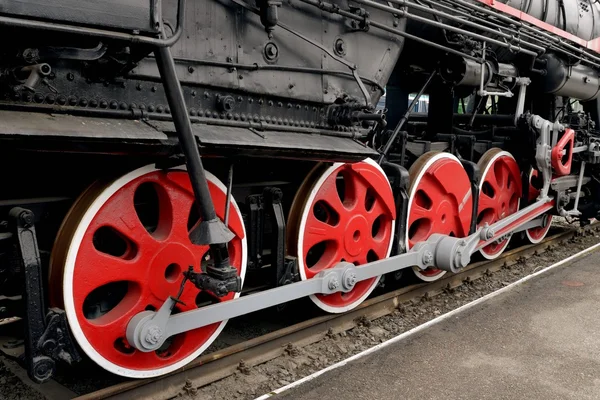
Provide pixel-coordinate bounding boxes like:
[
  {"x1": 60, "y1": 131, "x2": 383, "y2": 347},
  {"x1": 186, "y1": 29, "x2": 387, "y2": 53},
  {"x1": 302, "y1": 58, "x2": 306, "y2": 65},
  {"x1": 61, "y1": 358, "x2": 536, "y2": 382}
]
[
  {"x1": 9, "y1": 208, "x2": 53, "y2": 383},
  {"x1": 39, "y1": 309, "x2": 82, "y2": 366},
  {"x1": 263, "y1": 187, "x2": 298, "y2": 286}
]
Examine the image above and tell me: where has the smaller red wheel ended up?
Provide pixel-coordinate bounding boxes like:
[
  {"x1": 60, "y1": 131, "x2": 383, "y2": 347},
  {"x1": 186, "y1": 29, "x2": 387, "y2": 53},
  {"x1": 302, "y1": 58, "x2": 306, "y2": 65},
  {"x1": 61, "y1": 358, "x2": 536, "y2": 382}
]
[
  {"x1": 407, "y1": 151, "x2": 473, "y2": 282},
  {"x1": 525, "y1": 168, "x2": 553, "y2": 243},
  {"x1": 288, "y1": 158, "x2": 396, "y2": 313},
  {"x1": 476, "y1": 149, "x2": 522, "y2": 259}
]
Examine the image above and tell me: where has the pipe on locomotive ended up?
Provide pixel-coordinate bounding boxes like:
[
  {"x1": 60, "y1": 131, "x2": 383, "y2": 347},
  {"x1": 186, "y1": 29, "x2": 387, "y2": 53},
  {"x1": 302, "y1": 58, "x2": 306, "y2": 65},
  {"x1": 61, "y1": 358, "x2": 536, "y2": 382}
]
[{"x1": 441, "y1": 53, "x2": 600, "y2": 102}]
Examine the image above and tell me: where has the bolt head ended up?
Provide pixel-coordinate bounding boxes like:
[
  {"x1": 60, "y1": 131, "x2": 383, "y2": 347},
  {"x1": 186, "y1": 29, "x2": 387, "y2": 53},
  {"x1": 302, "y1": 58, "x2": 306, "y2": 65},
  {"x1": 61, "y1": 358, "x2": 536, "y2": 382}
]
[
  {"x1": 264, "y1": 42, "x2": 279, "y2": 61},
  {"x1": 422, "y1": 251, "x2": 434, "y2": 265},
  {"x1": 328, "y1": 277, "x2": 339, "y2": 290},
  {"x1": 346, "y1": 273, "x2": 357, "y2": 287},
  {"x1": 145, "y1": 326, "x2": 163, "y2": 345}
]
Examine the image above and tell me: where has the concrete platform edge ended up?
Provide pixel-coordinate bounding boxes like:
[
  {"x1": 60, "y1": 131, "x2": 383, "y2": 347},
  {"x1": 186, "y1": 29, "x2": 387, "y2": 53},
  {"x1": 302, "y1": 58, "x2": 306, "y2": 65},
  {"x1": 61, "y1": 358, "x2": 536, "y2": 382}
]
[{"x1": 253, "y1": 241, "x2": 600, "y2": 400}]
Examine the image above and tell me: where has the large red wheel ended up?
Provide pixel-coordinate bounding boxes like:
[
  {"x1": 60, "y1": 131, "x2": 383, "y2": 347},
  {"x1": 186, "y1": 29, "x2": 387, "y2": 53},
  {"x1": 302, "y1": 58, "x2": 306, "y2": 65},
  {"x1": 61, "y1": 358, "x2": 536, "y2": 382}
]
[
  {"x1": 525, "y1": 168, "x2": 553, "y2": 243},
  {"x1": 476, "y1": 149, "x2": 522, "y2": 259},
  {"x1": 287, "y1": 158, "x2": 396, "y2": 313},
  {"x1": 48, "y1": 165, "x2": 247, "y2": 378},
  {"x1": 407, "y1": 152, "x2": 472, "y2": 282}
]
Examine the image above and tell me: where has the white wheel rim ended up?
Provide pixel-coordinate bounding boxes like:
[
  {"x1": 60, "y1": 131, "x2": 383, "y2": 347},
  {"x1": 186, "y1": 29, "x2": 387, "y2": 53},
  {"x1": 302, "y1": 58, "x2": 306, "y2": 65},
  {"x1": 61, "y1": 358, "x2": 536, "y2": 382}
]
[
  {"x1": 477, "y1": 150, "x2": 520, "y2": 260},
  {"x1": 62, "y1": 164, "x2": 247, "y2": 378},
  {"x1": 407, "y1": 152, "x2": 468, "y2": 282},
  {"x1": 297, "y1": 158, "x2": 395, "y2": 313}
]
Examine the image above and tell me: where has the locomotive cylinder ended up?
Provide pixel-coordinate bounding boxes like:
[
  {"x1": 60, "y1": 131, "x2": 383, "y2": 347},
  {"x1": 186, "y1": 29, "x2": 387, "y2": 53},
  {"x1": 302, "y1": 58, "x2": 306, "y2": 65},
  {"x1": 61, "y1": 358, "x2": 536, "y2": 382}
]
[
  {"x1": 441, "y1": 57, "x2": 518, "y2": 88},
  {"x1": 539, "y1": 53, "x2": 600, "y2": 101}
]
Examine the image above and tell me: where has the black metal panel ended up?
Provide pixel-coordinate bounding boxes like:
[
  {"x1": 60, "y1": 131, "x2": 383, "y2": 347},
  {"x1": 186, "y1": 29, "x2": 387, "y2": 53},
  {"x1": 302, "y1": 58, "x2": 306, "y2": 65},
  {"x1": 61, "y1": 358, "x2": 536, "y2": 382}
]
[
  {"x1": 0, "y1": 110, "x2": 378, "y2": 161},
  {"x1": 0, "y1": 0, "x2": 158, "y2": 33},
  {"x1": 0, "y1": 110, "x2": 168, "y2": 140}
]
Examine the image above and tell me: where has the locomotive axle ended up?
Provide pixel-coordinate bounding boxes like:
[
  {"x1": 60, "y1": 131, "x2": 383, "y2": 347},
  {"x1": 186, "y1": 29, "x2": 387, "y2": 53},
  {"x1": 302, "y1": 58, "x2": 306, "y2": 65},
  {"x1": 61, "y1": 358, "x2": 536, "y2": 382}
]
[{"x1": 126, "y1": 196, "x2": 554, "y2": 352}]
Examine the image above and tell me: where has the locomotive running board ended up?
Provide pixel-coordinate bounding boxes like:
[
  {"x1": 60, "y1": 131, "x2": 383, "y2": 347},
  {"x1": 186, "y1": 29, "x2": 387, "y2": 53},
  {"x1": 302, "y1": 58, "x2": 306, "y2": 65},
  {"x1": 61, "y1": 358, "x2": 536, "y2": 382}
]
[{"x1": 126, "y1": 197, "x2": 555, "y2": 353}]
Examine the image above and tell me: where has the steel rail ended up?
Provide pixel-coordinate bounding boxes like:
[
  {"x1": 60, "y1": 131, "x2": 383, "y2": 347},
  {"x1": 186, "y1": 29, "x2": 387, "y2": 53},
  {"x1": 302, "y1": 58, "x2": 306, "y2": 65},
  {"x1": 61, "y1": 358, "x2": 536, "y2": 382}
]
[{"x1": 69, "y1": 222, "x2": 599, "y2": 400}]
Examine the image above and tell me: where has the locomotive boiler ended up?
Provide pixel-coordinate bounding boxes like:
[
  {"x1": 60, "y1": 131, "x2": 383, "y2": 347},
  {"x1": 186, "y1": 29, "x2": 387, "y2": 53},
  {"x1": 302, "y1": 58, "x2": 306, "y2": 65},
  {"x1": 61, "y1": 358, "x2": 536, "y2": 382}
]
[{"x1": 0, "y1": 0, "x2": 599, "y2": 383}]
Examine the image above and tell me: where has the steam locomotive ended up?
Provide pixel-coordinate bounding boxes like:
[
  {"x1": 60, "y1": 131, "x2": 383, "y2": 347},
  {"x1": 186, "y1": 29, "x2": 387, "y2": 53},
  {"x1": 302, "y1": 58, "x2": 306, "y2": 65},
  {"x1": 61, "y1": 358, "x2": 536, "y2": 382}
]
[{"x1": 0, "y1": 0, "x2": 598, "y2": 383}]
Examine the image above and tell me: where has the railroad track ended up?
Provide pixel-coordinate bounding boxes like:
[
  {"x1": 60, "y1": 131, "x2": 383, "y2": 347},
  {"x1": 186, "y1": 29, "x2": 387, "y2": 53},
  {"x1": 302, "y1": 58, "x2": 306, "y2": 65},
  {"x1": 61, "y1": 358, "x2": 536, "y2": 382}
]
[{"x1": 4, "y1": 222, "x2": 600, "y2": 400}]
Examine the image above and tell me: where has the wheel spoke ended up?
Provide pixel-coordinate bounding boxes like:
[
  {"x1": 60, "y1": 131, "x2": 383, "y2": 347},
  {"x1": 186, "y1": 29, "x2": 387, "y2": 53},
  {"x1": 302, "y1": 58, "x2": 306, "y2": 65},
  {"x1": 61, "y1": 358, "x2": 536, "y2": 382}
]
[
  {"x1": 303, "y1": 216, "x2": 343, "y2": 250},
  {"x1": 478, "y1": 192, "x2": 496, "y2": 213},
  {"x1": 73, "y1": 249, "x2": 147, "y2": 297}
]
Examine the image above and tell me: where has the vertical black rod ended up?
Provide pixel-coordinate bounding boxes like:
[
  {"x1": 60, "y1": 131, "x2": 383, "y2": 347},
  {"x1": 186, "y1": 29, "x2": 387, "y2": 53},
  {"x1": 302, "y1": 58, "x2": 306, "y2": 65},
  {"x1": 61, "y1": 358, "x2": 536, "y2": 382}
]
[
  {"x1": 154, "y1": 47, "x2": 219, "y2": 228},
  {"x1": 378, "y1": 71, "x2": 436, "y2": 164},
  {"x1": 224, "y1": 164, "x2": 234, "y2": 226}
]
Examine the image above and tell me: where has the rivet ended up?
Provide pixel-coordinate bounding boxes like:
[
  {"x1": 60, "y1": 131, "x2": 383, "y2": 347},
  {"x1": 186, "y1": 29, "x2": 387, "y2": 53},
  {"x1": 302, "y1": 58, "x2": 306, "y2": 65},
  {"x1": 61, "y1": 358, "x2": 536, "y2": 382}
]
[
  {"x1": 136, "y1": 83, "x2": 142, "y2": 91},
  {"x1": 191, "y1": 90, "x2": 197, "y2": 97},
  {"x1": 79, "y1": 98, "x2": 88, "y2": 107},
  {"x1": 190, "y1": 109, "x2": 197, "y2": 116},
  {"x1": 157, "y1": 105, "x2": 164, "y2": 113},
  {"x1": 67, "y1": 73, "x2": 74, "y2": 81},
  {"x1": 89, "y1": 99, "x2": 98, "y2": 107},
  {"x1": 147, "y1": 104, "x2": 156, "y2": 112},
  {"x1": 45, "y1": 94, "x2": 56, "y2": 104},
  {"x1": 34, "y1": 93, "x2": 44, "y2": 103},
  {"x1": 119, "y1": 102, "x2": 127, "y2": 110},
  {"x1": 68, "y1": 96, "x2": 77, "y2": 106},
  {"x1": 151, "y1": 86, "x2": 157, "y2": 92},
  {"x1": 109, "y1": 100, "x2": 118, "y2": 109},
  {"x1": 234, "y1": 113, "x2": 240, "y2": 120}
]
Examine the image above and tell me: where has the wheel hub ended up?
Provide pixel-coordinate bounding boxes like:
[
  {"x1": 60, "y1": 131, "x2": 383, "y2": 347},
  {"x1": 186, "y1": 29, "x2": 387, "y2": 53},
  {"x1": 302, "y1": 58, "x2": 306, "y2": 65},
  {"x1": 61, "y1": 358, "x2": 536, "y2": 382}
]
[
  {"x1": 343, "y1": 215, "x2": 369, "y2": 257},
  {"x1": 148, "y1": 242, "x2": 194, "y2": 300}
]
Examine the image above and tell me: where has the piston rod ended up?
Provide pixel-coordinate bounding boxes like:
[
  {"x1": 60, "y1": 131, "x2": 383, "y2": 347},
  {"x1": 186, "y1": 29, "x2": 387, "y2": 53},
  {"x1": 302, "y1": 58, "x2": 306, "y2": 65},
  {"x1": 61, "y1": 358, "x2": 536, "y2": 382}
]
[{"x1": 126, "y1": 196, "x2": 554, "y2": 352}]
